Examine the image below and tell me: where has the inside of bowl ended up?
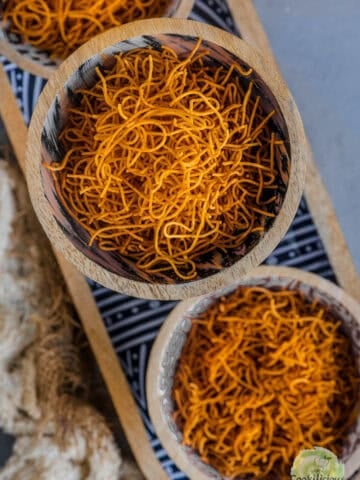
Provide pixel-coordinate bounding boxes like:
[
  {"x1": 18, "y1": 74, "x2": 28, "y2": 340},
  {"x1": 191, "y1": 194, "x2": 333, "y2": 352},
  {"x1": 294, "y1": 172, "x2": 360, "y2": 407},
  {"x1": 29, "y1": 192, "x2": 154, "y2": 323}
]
[
  {"x1": 40, "y1": 34, "x2": 291, "y2": 284},
  {"x1": 159, "y1": 276, "x2": 360, "y2": 477}
]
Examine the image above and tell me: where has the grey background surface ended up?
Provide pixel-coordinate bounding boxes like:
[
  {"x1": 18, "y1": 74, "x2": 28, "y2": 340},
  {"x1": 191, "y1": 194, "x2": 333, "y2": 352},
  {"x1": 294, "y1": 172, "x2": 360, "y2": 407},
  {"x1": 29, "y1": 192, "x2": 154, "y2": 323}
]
[
  {"x1": 254, "y1": 0, "x2": 360, "y2": 273},
  {"x1": 1, "y1": 0, "x2": 359, "y2": 470}
]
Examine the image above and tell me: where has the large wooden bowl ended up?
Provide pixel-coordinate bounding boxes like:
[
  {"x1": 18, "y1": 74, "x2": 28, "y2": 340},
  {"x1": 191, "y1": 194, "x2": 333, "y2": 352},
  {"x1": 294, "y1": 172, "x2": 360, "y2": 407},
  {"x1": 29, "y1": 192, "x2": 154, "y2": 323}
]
[
  {"x1": 0, "y1": 0, "x2": 194, "y2": 78},
  {"x1": 26, "y1": 18, "x2": 307, "y2": 300},
  {"x1": 147, "y1": 266, "x2": 360, "y2": 479}
]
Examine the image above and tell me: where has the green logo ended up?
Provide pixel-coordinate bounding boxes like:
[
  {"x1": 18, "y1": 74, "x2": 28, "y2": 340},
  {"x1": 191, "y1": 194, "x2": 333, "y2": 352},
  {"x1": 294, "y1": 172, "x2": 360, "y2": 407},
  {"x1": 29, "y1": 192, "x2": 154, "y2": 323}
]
[{"x1": 291, "y1": 447, "x2": 345, "y2": 480}]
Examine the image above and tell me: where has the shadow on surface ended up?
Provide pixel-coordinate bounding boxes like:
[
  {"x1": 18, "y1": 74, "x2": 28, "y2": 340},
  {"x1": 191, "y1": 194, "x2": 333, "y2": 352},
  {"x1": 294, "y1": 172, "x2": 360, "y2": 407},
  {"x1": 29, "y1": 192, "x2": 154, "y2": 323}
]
[{"x1": 0, "y1": 430, "x2": 14, "y2": 468}]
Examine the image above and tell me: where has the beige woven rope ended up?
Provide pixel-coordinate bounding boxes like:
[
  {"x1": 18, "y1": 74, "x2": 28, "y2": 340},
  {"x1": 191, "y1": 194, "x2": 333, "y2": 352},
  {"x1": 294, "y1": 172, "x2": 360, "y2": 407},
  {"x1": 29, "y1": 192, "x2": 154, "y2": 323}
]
[{"x1": 0, "y1": 158, "x2": 143, "y2": 479}]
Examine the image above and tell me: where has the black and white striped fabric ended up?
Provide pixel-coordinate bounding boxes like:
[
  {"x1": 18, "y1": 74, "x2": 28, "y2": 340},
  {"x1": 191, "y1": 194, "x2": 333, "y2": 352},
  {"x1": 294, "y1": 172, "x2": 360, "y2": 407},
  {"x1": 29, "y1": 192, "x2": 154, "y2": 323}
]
[{"x1": 1, "y1": 1, "x2": 340, "y2": 478}]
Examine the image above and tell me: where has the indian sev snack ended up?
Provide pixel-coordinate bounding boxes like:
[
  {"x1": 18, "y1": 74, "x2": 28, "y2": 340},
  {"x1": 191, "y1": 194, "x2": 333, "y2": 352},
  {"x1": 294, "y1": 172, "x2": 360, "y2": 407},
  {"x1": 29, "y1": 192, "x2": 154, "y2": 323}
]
[
  {"x1": 1, "y1": 0, "x2": 169, "y2": 59},
  {"x1": 172, "y1": 286, "x2": 359, "y2": 479},
  {"x1": 47, "y1": 39, "x2": 284, "y2": 281}
]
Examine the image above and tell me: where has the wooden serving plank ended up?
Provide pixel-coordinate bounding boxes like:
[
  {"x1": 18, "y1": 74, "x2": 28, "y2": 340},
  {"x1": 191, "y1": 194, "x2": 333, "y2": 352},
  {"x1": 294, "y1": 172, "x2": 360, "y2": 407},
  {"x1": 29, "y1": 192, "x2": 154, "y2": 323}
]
[
  {"x1": 0, "y1": 1, "x2": 359, "y2": 478},
  {"x1": 0, "y1": 64, "x2": 167, "y2": 480}
]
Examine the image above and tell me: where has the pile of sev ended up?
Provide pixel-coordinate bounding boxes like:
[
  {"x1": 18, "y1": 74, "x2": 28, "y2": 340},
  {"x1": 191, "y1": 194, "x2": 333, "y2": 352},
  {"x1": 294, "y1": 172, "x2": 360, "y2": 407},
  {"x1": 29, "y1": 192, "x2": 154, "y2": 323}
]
[
  {"x1": 1, "y1": 0, "x2": 169, "y2": 59},
  {"x1": 172, "y1": 286, "x2": 359, "y2": 479},
  {"x1": 47, "y1": 39, "x2": 284, "y2": 281}
]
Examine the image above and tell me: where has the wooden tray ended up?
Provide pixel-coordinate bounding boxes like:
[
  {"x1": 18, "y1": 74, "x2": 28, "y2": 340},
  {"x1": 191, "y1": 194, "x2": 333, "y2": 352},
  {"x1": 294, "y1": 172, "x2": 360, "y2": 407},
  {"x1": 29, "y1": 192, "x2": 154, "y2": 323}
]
[{"x1": 0, "y1": 0, "x2": 359, "y2": 478}]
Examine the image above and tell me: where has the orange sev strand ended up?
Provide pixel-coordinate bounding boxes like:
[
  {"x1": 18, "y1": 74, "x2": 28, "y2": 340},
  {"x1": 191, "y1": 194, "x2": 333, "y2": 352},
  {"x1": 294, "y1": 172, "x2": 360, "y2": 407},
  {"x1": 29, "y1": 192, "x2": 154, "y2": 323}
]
[
  {"x1": 44, "y1": 41, "x2": 285, "y2": 281},
  {"x1": 2, "y1": 0, "x2": 171, "y2": 59}
]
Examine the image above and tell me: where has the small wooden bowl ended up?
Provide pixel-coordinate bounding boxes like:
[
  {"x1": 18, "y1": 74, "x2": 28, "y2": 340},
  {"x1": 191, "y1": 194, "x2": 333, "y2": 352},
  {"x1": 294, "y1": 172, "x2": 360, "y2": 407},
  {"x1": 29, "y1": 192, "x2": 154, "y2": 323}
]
[
  {"x1": 0, "y1": 0, "x2": 194, "y2": 78},
  {"x1": 26, "y1": 18, "x2": 307, "y2": 300},
  {"x1": 147, "y1": 266, "x2": 360, "y2": 479}
]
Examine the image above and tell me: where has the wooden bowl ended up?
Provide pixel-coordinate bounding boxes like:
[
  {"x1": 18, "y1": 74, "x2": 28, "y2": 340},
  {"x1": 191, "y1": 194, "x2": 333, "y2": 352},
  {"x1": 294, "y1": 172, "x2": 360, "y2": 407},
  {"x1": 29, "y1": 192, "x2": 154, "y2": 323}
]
[
  {"x1": 0, "y1": 0, "x2": 194, "y2": 78},
  {"x1": 26, "y1": 18, "x2": 307, "y2": 300},
  {"x1": 147, "y1": 266, "x2": 360, "y2": 479}
]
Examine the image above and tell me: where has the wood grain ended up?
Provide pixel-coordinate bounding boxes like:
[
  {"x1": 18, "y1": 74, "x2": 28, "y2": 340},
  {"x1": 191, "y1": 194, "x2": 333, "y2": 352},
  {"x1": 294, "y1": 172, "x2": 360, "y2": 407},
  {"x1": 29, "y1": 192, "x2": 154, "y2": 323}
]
[
  {"x1": 25, "y1": 18, "x2": 307, "y2": 300},
  {"x1": 0, "y1": 38, "x2": 55, "y2": 79},
  {"x1": 0, "y1": 63, "x2": 167, "y2": 480},
  {"x1": 0, "y1": 65, "x2": 27, "y2": 168},
  {"x1": 228, "y1": 0, "x2": 360, "y2": 302},
  {"x1": 172, "y1": 0, "x2": 194, "y2": 19}
]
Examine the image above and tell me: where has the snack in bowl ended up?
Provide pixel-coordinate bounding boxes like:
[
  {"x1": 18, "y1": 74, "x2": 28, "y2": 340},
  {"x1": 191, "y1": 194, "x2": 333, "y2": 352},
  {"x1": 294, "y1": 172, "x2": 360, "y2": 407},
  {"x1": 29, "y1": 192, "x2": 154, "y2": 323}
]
[
  {"x1": 26, "y1": 20, "x2": 307, "y2": 298},
  {"x1": 0, "y1": 0, "x2": 191, "y2": 64},
  {"x1": 147, "y1": 266, "x2": 360, "y2": 478},
  {"x1": 46, "y1": 38, "x2": 286, "y2": 283}
]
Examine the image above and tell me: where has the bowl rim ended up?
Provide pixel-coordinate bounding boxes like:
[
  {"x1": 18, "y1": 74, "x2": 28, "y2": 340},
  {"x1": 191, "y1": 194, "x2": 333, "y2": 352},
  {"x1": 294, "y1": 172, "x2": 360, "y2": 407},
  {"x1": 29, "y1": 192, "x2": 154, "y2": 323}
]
[
  {"x1": 25, "y1": 18, "x2": 308, "y2": 300},
  {"x1": 0, "y1": 0, "x2": 195, "y2": 78},
  {"x1": 146, "y1": 265, "x2": 360, "y2": 479}
]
